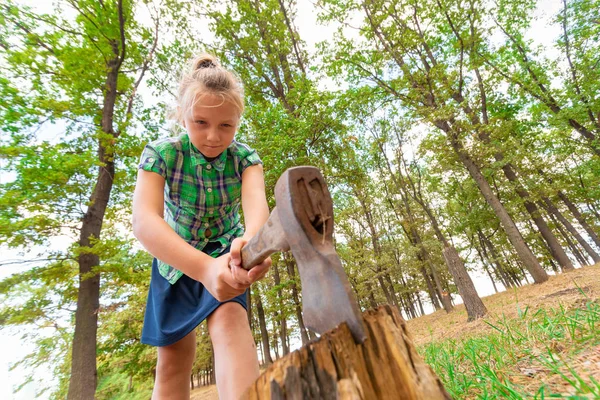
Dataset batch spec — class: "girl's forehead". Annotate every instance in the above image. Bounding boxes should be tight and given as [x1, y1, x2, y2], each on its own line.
[189, 94, 240, 119]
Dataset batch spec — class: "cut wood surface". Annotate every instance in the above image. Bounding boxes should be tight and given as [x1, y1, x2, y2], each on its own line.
[244, 305, 451, 399]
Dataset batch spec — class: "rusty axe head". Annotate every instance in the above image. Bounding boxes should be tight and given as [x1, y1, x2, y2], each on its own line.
[240, 166, 366, 342]
[273, 167, 366, 342]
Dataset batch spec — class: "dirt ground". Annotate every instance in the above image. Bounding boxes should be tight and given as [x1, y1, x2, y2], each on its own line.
[190, 385, 218, 400]
[191, 264, 600, 399]
[406, 264, 600, 346]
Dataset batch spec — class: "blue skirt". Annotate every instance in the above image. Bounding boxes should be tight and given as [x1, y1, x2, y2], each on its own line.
[141, 242, 248, 347]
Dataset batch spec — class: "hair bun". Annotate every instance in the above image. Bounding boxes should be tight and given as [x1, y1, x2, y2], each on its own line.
[196, 59, 217, 70]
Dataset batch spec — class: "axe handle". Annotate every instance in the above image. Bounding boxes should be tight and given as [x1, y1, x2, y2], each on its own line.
[240, 207, 290, 270]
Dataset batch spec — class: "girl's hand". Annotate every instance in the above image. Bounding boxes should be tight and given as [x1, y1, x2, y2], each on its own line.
[229, 237, 272, 285]
[201, 253, 249, 302]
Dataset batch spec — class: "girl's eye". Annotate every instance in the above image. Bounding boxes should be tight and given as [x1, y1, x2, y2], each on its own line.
[195, 120, 206, 125]
[222, 124, 232, 128]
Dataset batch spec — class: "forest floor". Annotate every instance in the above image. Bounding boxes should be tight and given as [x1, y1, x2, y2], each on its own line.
[408, 263, 600, 398]
[191, 264, 600, 399]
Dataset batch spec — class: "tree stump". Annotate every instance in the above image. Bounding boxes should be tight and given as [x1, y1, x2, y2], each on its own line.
[245, 305, 451, 399]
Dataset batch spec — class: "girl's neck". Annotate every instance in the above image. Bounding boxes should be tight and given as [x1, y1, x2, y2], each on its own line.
[202, 153, 219, 162]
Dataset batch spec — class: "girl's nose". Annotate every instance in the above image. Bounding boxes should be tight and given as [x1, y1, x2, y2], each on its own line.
[206, 127, 219, 142]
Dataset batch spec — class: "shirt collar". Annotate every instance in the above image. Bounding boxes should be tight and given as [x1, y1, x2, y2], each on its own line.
[187, 135, 228, 171]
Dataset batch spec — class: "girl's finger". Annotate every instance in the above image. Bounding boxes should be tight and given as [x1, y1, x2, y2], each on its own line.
[231, 264, 252, 285]
[248, 262, 270, 282]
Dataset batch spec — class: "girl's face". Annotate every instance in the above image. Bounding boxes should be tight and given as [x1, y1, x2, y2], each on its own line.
[183, 93, 240, 158]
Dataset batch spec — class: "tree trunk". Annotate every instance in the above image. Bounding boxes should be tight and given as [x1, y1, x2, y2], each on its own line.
[428, 261, 454, 313]
[442, 246, 487, 320]
[67, 47, 122, 400]
[245, 305, 450, 399]
[587, 201, 600, 222]
[285, 257, 310, 345]
[549, 212, 589, 266]
[415, 197, 484, 317]
[392, 146, 489, 319]
[272, 264, 290, 355]
[384, 273, 399, 307]
[479, 231, 512, 289]
[256, 293, 273, 365]
[503, 176, 574, 271]
[365, 281, 378, 309]
[445, 129, 548, 283]
[272, 322, 280, 360]
[415, 292, 425, 316]
[482, 145, 574, 271]
[377, 275, 395, 306]
[544, 198, 600, 263]
[471, 236, 499, 293]
[420, 267, 441, 310]
[558, 191, 600, 248]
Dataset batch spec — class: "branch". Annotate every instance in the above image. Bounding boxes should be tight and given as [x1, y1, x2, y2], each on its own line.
[560, 0, 598, 130]
[125, 8, 160, 118]
[116, 0, 126, 70]
[276, 0, 307, 75]
[2, 5, 56, 55]
[0, 257, 72, 267]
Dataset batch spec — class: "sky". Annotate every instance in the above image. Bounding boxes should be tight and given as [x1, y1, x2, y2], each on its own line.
[0, 0, 565, 398]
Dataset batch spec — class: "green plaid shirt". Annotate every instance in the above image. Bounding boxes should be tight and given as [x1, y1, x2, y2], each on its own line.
[138, 134, 262, 284]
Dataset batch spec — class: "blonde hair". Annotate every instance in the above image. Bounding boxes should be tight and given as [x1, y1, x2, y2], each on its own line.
[173, 53, 244, 123]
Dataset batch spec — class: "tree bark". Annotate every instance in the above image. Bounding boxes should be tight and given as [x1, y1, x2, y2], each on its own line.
[67, 42, 121, 400]
[256, 293, 273, 365]
[587, 202, 600, 222]
[272, 321, 280, 360]
[498, 164, 574, 271]
[272, 263, 290, 355]
[558, 191, 600, 249]
[285, 256, 310, 345]
[547, 211, 589, 266]
[445, 129, 548, 283]
[364, 281, 378, 309]
[443, 246, 487, 320]
[245, 305, 450, 400]
[415, 292, 425, 316]
[420, 267, 441, 310]
[390, 140, 488, 319]
[470, 234, 499, 293]
[544, 200, 599, 262]
[355, 188, 397, 307]
[428, 261, 454, 313]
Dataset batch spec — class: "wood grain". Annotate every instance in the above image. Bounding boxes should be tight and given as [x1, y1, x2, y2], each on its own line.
[244, 305, 451, 399]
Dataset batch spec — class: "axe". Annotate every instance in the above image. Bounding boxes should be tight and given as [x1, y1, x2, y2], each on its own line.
[240, 166, 366, 343]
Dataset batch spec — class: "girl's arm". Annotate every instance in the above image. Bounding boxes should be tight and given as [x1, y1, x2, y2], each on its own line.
[229, 164, 272, 282]
[132, 170, 217, 282]
[240, 164, 270, 239]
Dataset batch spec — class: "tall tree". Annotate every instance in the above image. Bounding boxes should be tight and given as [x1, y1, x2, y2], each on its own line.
[320, 0, 549, 282]
[0, 1, 181, 397]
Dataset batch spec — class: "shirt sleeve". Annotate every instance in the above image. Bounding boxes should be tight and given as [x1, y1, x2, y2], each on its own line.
[138, 144, 167, 179]
[239, 147, 263, 175]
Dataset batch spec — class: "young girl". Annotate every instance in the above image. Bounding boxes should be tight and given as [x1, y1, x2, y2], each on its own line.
[132, 54, 271, 399]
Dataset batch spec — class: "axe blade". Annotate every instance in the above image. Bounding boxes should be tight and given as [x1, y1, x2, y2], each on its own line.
[276, 167, 366, 343]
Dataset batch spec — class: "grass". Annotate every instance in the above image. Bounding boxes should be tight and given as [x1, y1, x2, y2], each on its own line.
[411, 265, 600, 399]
